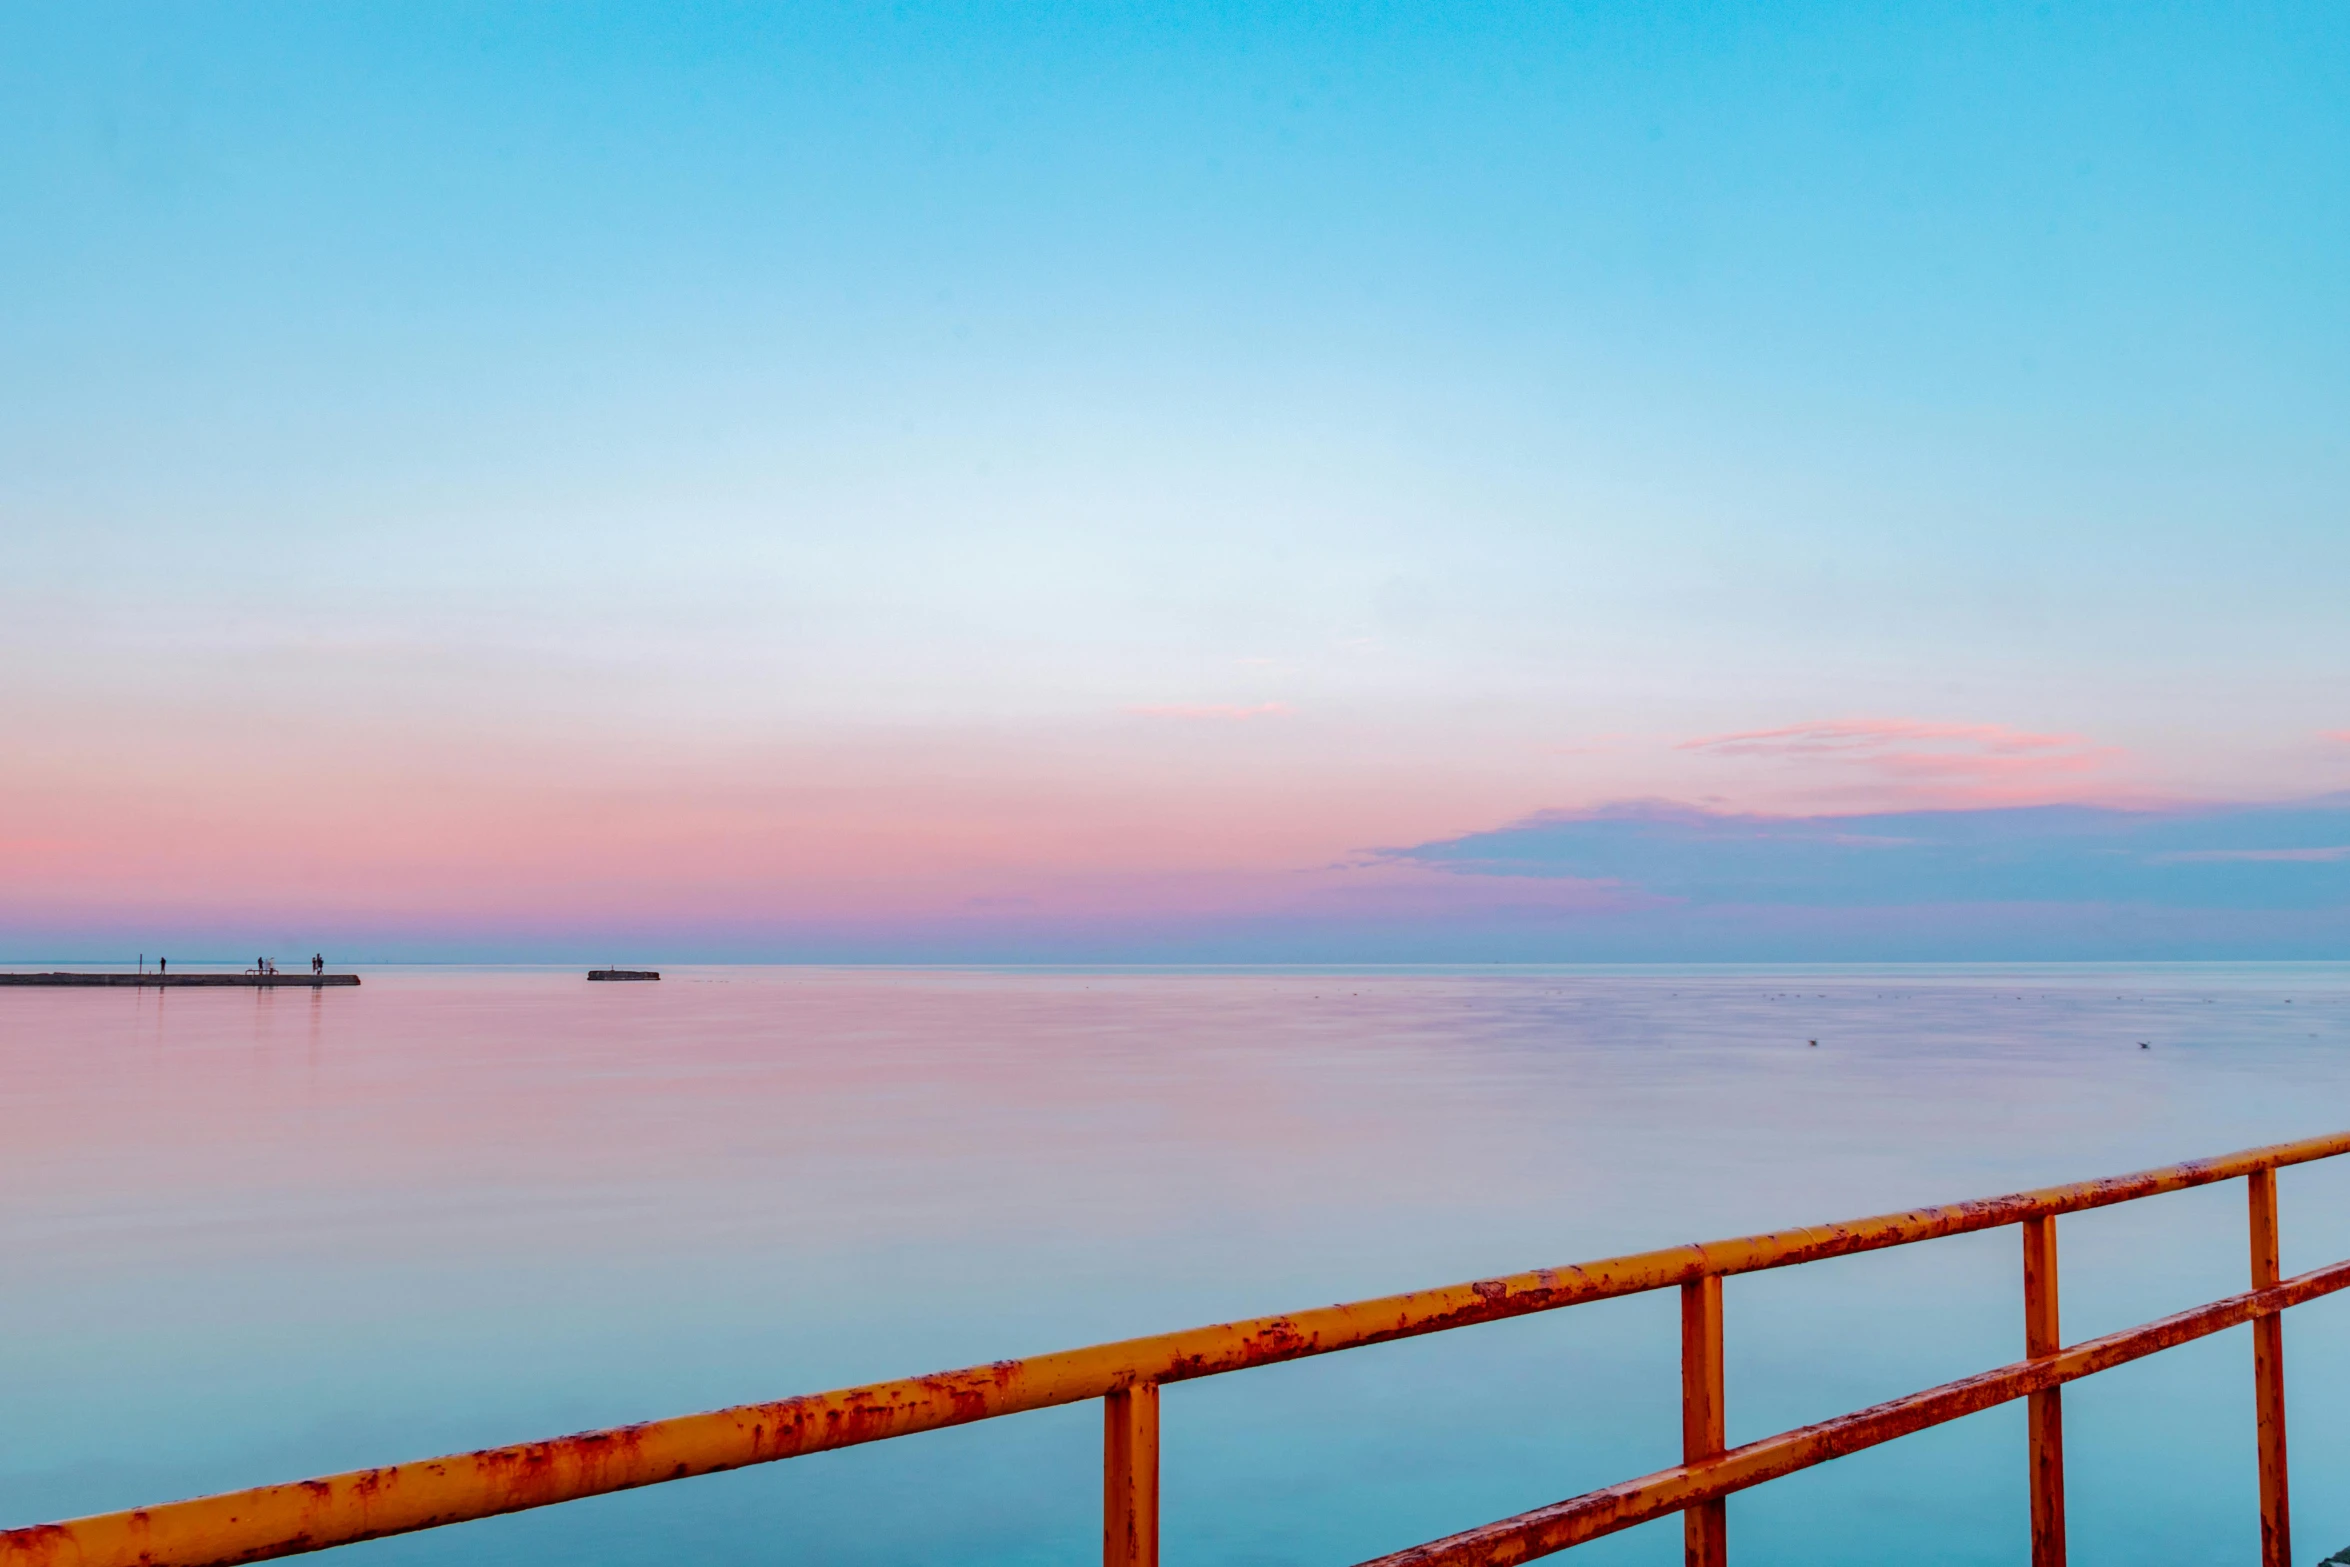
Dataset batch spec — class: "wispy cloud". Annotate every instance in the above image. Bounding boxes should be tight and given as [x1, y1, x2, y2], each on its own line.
[1546, 731, 1634, 757]
[1676, 717, 2118, 803]
[1124, 702, 1293, 721]
[1681, 718, 2081, 758]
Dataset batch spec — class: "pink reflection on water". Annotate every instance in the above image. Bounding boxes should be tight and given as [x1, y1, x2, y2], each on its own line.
[6, 968, 2345, 1274]
[6, 966, 2350, 1565]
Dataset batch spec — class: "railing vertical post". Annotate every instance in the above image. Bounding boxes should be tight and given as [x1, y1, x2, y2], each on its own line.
[1681, 1274, 1727, 1567]
[2249, 1168, 2290, 1567]
[2022, 1214, 2065, 1567]
[1104, 1381, 1159, 1567]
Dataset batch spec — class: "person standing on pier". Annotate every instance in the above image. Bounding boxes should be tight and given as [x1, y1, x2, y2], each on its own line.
[158, 957, 165, 976]
[312, 953, 323, 976]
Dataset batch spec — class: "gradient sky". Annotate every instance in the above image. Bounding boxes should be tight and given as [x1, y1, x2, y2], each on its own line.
[5, 2, 2349, 959]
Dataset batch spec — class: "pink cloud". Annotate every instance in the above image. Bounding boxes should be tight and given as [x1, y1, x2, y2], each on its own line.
[1674, 718, 2123, 806]
[1124, 702, 1293, 721]
[1680, 718, 2081, 758]
[2321, 730, 2350, 744]
[0, 837, 85, 855]
[1546, 731, 1633, 757]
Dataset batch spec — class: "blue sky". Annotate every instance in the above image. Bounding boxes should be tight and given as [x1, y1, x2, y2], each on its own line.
[4, 3, 2348, 958]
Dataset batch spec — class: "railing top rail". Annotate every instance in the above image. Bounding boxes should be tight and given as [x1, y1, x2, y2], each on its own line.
[7, 1128, 2348, 1567]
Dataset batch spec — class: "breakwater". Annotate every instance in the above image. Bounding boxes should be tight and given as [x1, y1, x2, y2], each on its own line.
[0, 972, 361, 987]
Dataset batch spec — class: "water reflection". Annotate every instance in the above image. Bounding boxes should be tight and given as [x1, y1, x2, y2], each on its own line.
[3, 965, 2349, 1565]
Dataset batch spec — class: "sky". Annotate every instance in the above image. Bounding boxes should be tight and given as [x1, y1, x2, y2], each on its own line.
[3, 1, 2348, 961]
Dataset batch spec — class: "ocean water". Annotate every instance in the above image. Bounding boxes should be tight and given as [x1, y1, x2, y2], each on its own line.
[5, 964, 2350, 1566]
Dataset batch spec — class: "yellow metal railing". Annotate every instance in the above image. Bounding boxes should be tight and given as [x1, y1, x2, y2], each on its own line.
[7, 1130, 2348, 1567]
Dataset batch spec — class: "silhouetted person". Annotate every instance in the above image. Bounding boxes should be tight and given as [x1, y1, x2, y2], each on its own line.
[158, 957, 166, 976]
[312, 953, 323, 976]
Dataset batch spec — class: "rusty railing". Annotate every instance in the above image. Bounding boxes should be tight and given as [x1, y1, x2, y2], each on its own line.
[7, 1130, 2347, 1567]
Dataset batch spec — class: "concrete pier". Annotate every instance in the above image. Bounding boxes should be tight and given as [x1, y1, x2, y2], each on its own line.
[0, 973, 361, 987]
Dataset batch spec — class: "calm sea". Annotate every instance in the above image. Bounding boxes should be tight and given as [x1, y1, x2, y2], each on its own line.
[5, 964, 2350, 1566]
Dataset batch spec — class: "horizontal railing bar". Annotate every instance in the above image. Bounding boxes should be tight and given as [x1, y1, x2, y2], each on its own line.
[6, 1129, 2347, 1567]
[1356, 1256, 2350, 1567]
